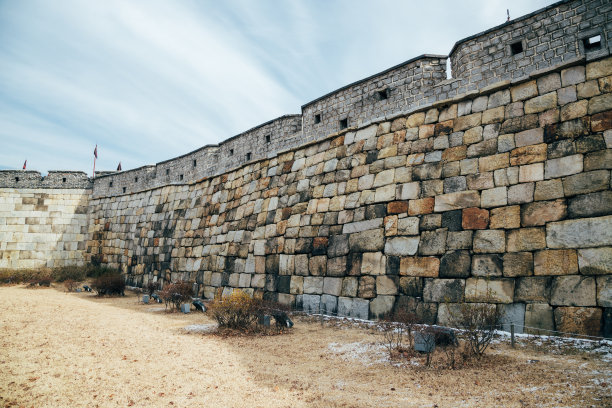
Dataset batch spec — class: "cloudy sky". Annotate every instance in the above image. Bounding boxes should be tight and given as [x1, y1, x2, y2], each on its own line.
[0, 0, 555, 175]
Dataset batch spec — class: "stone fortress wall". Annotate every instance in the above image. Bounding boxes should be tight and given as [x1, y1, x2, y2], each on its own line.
[1, 0, 611, 335]
[0, 171, 92, 269]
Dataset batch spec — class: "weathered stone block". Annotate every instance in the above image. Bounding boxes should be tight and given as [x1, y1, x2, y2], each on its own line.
[545, 154, 583, 179]
[376, 275, 398, 295]
[454, 113, 482, 131]
[446, 231, 473, 250]
[597, 276, 612, 307]
[515, 276, 551, 303]
[398, 276, 423, 297]
[478, 153, 509, 172]
[584, 149, 612, 171]
[358, 276, 376, 298]
[524, 303, 555, 333]
[302, 294, 321, 314]
[503, 252, 533, 277]
[423, 278, 465, 302]
[472, 254, 503, 276]
[499, 303, 525, 334]
[561, 66, 585, 87]
[340, 277, 358, 297]
[586, 58, 612, 80]
[349, 229, 384, 252]
[507, 183, 534, 205]
[534, 179, 564, 201]
[438, 250, 471, 278]
[384, 236, 419, 256]
[511, 80, 538, 102]
[560, 100, 588, 121]
[544, 118, 590, 143]
[327, 256, 347, 277]
[320, 294, 338, 315]
[462, 207, 489, 230]
[515, 128, 544, 148]
[591, 110, 612, 132]
[564, 170, 610, 198]
[400, 257, 439, 277]
[309, 255, 326, 276]
[465, 278, 514, 303]
[537, 73, 561, 94]
[551, 275, 596, 306]
[490, 206, 520, 229]
[510, 143, 547, 166]
[434, 190, 480, 212]
[525, 92, 557, 114]
[500, 114, 539, 134]
[521, 199, 566, 227]
[546, 216, 612, 249]
[337, 297, 369, 320]
[588, 93, 612, 115]
[408, 197, 435, 215]
[323, 277, 342, 296]
[554, 307, 602, 336]
[481, 187, 507, 208]
[578, 247, 612, 275]
[327, 234, 349, 257]
[304, 277, 324, 294]
[507, 228, 546, 252]
[418, 230, 447, 255]
[361, 252, 385, 275]
[534, 249, 578, 276]
[369, 295, 395, 319]
[473, 230, 505, 253]
[441, 210, 462, 232]
[568, 190, 612, 218]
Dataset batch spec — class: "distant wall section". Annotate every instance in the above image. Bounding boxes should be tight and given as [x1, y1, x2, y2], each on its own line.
[0, 186, 91, 269]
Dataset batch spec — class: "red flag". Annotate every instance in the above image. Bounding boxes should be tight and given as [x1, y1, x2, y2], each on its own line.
[117, 162, 122, 171]
[94, 145, 98, 159]
[23, 159, 27, 170]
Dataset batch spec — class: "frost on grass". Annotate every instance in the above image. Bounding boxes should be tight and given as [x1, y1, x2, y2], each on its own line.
[327, 342, 390, 366]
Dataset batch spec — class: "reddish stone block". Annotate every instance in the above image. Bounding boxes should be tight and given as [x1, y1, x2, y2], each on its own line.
[408, 197, 435, 215]
[591, 110, 612, 132]
[387, 201, 409, 214]
[312, 237, 328, 255]
[462, 207, 490, 230]
[434, 120, 454, 136]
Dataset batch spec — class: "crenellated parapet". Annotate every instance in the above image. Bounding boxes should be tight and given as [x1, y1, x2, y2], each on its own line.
[0, 170, 92, 189]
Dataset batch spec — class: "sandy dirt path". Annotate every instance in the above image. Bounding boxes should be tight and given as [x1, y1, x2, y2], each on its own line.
[1, 285, 610, 408]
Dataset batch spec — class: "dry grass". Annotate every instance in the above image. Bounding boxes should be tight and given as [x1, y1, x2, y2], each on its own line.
[0, 285, 610, 408]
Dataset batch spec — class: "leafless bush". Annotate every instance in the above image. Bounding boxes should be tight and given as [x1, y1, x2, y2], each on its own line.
[159, 281, 193, 311]
[449, 300, 500, 359]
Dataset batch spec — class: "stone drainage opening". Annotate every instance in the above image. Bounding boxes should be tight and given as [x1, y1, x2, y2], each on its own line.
[583, 35, 601, 51]
[229, 149, 234, 156]
[265, 134, 271, 143]
[314, 113, 321, 124]
[193, 159, 197, 167]
[15, 177, 19, 182]
[377, 89, 389, 100]
[339, 118, 348, 130]
[246, 152, 252, 161]
[122, 187, 126, 193]
[510, 41, 523, 55]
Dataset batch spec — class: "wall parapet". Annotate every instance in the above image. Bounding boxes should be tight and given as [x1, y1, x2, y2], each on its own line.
[0, 170, 92, 189]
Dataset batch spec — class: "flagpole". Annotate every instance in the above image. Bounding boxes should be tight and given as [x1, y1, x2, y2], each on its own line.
[93, 144, 97, 179]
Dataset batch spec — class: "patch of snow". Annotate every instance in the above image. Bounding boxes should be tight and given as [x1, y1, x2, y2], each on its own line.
[327, 341, 389, 366]
[184, 324, 217, 334]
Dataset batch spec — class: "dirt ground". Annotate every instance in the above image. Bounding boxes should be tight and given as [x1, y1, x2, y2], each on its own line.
[0, 285, 610, 408]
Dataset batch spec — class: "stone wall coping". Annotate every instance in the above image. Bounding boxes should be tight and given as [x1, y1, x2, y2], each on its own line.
[448, 0, 569, 56]
[301, 54, 448, 109]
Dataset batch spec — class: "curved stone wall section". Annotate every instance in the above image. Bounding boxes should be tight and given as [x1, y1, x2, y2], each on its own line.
[449, 0, 610, 92]
[0, 171, 92, 189]
[0, 188, 91, 269]
[92, 115, 302, 197]
[301, 55, 447, 142]
[87, 55, 612, 336]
